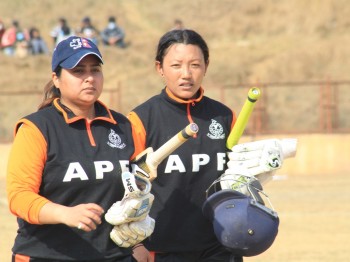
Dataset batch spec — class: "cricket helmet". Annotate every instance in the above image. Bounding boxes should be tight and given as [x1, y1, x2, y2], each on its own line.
[202, 178, 279, 257]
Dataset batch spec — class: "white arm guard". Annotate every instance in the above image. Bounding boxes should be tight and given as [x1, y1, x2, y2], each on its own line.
[110, 215, 155, 248]
[221, 138, 297, 191]
[105, 171, 154, 225]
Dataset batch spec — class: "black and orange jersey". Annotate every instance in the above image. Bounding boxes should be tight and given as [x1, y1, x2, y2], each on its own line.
[128, 87, 236, 252]
[7, 98, 134, 260]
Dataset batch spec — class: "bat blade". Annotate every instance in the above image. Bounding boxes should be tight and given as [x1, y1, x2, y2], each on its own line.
[226, 87, 261, 149]
[132, 123, 199, 181]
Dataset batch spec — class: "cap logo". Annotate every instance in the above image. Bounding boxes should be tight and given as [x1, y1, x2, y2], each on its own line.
[52, 36, 102, 71]
[82, 38, 92, 48]
[69, 37, 92, 50]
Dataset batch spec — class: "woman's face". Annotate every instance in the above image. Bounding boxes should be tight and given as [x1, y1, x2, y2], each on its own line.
[156, 43, 208, 100]
[53, 55, 103, 110]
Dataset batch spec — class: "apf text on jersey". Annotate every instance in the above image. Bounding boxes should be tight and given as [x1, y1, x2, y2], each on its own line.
[62, 153, 227, 182]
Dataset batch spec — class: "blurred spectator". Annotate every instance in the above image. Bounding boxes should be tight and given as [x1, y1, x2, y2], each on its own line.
[50, 17, 74, 47]
[1, 20, 30, 57]
[76, 16, 99, 45]
[1, 20, 19, 55]
[15, 31, 30, 57]
[101, 16, 126, 48]
[29, 27, 49, 55]
[0, 19, 5, 48]
[172, 19, 185, 30]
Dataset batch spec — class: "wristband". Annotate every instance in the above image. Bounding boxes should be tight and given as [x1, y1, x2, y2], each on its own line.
[132, 243, 144, 250]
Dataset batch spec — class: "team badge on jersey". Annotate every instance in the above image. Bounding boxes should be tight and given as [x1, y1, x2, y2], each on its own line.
[207, 119, 225, 140]
[107, 129, 126, 149]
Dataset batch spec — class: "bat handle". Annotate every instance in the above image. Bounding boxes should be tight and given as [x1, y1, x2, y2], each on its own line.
[226, 87, 261, 149]
[147, 123, 199, 168]
[181, 123, 199, 139]
[248, 87, 261, 102]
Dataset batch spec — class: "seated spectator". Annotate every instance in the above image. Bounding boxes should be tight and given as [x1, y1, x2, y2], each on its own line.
[1, 25, 17, 56]
[0, 19, 5, 48]
[29, 27, 49, 55]
[76, 16, 99, 45]
[50, 17, 74, 47]
[1, 20, 30, 57]
[15, 31, 30, 57]
[101, 16, 126, 48]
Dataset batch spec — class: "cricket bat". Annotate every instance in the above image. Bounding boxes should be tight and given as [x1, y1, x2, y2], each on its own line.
[131, 123, 199, 181]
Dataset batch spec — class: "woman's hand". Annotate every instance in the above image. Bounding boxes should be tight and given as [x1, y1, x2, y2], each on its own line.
[39, 202, 104, 232]
[132, 244, 154, 262]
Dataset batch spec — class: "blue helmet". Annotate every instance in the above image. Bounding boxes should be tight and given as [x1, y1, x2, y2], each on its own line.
[202, 179, 279, 257]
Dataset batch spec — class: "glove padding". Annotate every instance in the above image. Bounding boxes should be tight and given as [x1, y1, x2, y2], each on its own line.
[221, 138, 297, 192]
[105, 171, 154, 225]
[110, 215, 155, 248]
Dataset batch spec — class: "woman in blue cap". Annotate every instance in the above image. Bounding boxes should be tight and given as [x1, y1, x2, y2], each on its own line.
[6, 36, 152, 262]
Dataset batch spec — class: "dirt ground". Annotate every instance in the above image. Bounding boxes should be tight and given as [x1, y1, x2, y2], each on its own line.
[1, 143, 349, 262]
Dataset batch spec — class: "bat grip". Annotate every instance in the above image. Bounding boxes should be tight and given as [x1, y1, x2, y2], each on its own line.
[226, 87, 261, 149]
[181, 123, 199, 139]
[248, 87, 261, 102]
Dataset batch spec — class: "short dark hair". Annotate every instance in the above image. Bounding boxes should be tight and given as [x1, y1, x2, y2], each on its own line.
[155, 29, 209, 66]
[108, 16, 116, 23]
[82, 16, 91, 23]
[59, 17, 66, 24]
[12, 20, 19, 27]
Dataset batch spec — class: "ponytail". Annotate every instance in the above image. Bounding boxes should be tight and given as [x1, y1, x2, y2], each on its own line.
[38, 68, 61, 110]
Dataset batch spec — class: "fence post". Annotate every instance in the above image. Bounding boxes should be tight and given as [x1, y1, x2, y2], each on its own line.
[320, 79, 335, 133]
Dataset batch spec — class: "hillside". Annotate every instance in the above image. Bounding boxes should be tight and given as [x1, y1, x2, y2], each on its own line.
[1, 0, 350, 140]
[1, 3, 350, 261]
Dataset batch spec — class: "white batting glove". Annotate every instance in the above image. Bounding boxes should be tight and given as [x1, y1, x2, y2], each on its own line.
[110, 215, 155, 248]
[221, 138, 297, 192]
[105, 171, 154, 225]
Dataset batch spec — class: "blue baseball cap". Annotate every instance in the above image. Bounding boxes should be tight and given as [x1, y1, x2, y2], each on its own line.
[52, 36, 103, 72]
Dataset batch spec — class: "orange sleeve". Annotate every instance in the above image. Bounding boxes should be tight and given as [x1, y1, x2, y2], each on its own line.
[231, 109, 237, 130]
[127, 111, 147, 159]
[6, 119, 51, 224]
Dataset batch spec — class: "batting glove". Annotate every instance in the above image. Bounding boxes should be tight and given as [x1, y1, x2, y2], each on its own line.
[110, 215, 155, 248]
[105, 171, 154, 225]
[221, 138, 297, 192]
